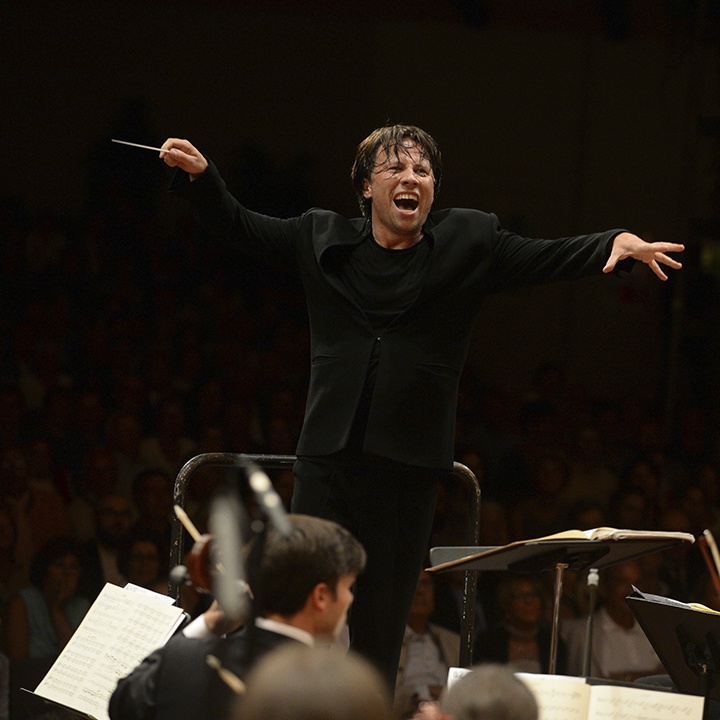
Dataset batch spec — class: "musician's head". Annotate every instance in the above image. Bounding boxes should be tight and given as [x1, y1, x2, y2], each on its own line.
[440, 663, 538, 720]
[246, 514, 366, 640]
[235, 644, 391, 720]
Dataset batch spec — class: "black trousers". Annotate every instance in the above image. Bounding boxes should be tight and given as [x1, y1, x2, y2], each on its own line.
[291, 458, 440, 690]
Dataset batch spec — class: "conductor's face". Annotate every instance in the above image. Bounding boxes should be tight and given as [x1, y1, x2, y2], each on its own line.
[362, 141, 434, 247]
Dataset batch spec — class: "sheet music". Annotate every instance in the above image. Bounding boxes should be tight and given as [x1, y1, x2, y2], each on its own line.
[587, 684, 704, 720]
[516, 674, 703, 720]
[446, 666, 471, 688]
[631, 587, 695, 609]
[123, 582, 176, 604]
[516, 674, 590, 720]
[33, 583, 185, 720]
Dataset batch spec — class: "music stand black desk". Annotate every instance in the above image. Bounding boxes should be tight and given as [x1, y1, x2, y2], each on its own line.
[628, 591, 720, 705]
[429, 537, 690, 673]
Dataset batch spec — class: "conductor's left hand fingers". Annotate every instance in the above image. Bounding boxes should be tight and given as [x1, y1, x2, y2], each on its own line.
[656, 253, 682, 269]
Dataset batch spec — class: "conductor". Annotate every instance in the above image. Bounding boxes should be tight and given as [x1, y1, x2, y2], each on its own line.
[158, 124, 683, 689]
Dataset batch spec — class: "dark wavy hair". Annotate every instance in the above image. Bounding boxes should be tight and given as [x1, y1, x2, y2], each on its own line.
[246, 514, 366, 618]
[351, 124, 442, 218]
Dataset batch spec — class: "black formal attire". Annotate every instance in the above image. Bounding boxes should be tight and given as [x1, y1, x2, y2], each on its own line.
[108, 624, 296, 720]
[171, 161, 626, 688]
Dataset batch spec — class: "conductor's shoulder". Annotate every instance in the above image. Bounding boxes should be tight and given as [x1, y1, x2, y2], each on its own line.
[301, 207, 367, 237]
[425, 207, 497, 235]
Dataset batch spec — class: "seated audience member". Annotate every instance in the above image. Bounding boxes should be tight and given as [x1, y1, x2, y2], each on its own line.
[2, 537, 89, 661]
[621, 455, 666, 527]
[562, 560, 664, 681]
[563, 500, 608, 534]
[607, 487, 649, 531]
[138, 396, 197, 480]
[67, 445, 121, 542]
[234, 644, 391, 720]
[0, 650, 7, 720]
[395, 570, 461, 718]
[558, 424, 619, 512]
[116, 529, 167, 595]
[109, 514, 366, 720]
[129, 468, 174, 563]
[690, 573, 720, 612]
[431, 568, 487, 646]
[0, 445, 72, 572]
[106, 410, 151, 500]
[0, 501, 29, 619]
[510, 454, 569, 541]
[473, 573, 566, 675]
[655, 507, 701, 603]
[413, 663, 538, 720]
[79, 493, 134, 602]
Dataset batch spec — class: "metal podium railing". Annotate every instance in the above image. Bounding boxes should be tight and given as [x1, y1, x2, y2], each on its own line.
[170, 452, 481, 667]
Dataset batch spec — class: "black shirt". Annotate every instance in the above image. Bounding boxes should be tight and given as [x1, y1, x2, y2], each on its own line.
[335, 233, 432, 462]
[342, 233, 431, 332]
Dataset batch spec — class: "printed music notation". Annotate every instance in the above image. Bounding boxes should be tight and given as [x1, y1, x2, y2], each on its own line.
[30, 583, 185, 720]
[447, 669, 704, 720]
[517, 674, 593, 720]
[587, 686, 705, 720]
[516, 674, 704, 720]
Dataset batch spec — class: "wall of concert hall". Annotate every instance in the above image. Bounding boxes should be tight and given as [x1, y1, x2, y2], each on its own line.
[3, 1, 717, 406]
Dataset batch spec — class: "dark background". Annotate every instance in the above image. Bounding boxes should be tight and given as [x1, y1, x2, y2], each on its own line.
[2, 0, 719, 438]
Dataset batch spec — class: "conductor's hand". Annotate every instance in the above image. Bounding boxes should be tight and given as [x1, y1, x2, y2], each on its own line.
[604, 232, 684, 281]
[160, 138, 209, 179]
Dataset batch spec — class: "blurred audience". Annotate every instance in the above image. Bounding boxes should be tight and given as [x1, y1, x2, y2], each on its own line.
[116, 529, 168, 595]
[0, 185, 717, 706]
[562, 560, 663, 681]
[0, 445, 72, 572]
[473, 573, 566, 675]
[510, 454, 568, 541]
[129, 468, 174, 563]
[0, 501, 28, 618]
[106, 410, 150, 499]
[78, 492, 134, 602]
[139, 396, 197, 479]
[395, 570, 461, 718]
[2, 537, 88, 661]
[558, 424, 619, 511]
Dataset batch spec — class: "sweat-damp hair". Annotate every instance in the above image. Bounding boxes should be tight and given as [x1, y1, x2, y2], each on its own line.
[351, 124, 442, 218]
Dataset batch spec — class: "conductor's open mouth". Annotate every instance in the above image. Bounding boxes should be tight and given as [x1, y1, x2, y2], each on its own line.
[394, 194, 419, 211]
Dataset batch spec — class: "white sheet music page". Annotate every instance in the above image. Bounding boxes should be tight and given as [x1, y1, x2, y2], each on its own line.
[586, 683, 704, 720]
[516, 673, 591, 720]
[33, 583, 185, 720]
[516, 673, 703, 720]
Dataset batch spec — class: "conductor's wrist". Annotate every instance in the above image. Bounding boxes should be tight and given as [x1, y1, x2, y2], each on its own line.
[189, 156, 209, 181]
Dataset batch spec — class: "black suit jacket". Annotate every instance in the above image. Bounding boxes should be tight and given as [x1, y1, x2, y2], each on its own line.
[173, 163, 625, 469]
[108, 625, 296, 720]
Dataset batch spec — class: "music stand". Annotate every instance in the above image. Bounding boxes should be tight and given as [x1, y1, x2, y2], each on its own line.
[429, 536, 691, 673]
[628, 590, 720, 702]
[20, 689, 96, 720]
